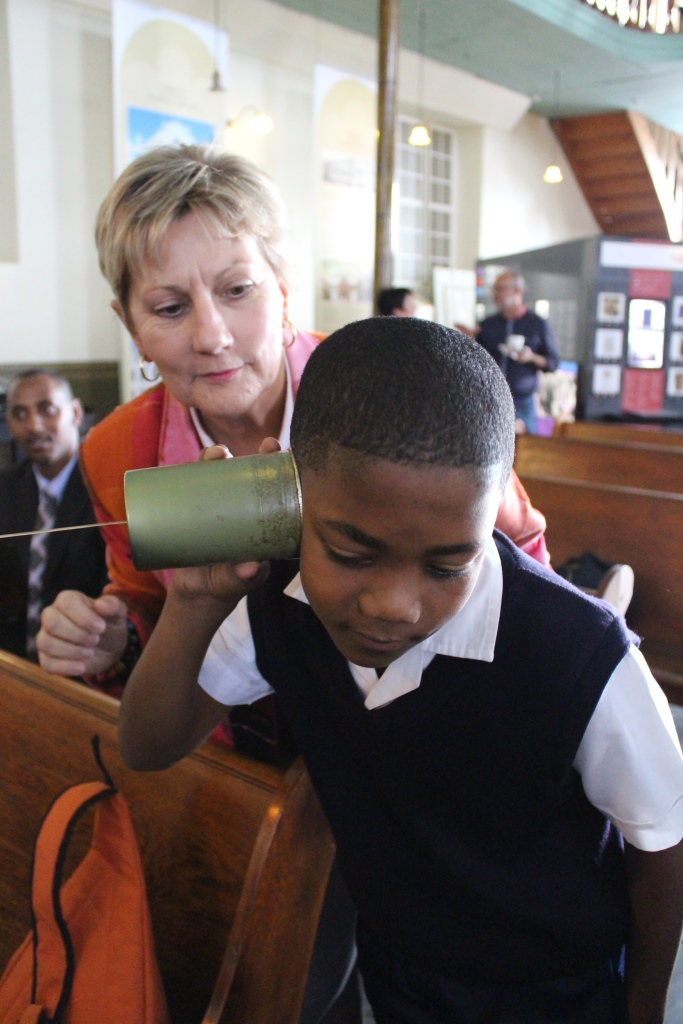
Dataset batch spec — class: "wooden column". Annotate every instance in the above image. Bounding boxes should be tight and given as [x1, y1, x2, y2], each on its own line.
[373, 0, 399, 312]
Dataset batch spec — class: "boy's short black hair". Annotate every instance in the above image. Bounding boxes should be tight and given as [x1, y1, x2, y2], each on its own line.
[291, 318, 515, 485]
[377, 287, 412, 316]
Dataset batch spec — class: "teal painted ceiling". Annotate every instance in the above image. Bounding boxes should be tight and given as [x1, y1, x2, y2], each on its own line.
[274, 0, 683, 132]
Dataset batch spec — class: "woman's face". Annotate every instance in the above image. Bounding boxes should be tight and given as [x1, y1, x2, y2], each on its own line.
[124, 213, 288, 422]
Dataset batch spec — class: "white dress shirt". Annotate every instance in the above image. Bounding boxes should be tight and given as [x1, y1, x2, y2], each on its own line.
[199, 538, 683, 853]
[32, 451, 78, 504]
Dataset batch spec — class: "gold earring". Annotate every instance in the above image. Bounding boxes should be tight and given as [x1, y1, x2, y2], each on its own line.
[139, 357, 160, 383]
[283, 318, 298, 349]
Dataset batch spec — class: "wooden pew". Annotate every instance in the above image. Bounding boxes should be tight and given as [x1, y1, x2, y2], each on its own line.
[515, 434, 683, 495]
[554, 420, 683, 450]
[0, 651, 336, 1024]
[515, 474, 683, 703]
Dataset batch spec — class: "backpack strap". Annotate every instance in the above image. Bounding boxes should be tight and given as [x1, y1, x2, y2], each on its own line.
[29, 778, 115, 1022]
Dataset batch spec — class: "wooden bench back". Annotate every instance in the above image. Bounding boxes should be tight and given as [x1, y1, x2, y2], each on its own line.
[515, 434, 683, 495]
[554, 420, 683, 450]
[0, 652, 335, 1024]
[516, 474, 683, 695]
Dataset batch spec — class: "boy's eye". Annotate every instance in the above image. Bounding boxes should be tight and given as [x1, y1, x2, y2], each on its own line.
[326, 546, 374, 569]
[427, 565, 470, 581]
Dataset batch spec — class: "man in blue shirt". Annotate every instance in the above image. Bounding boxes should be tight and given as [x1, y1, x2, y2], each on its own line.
[475, 272, 559, 434]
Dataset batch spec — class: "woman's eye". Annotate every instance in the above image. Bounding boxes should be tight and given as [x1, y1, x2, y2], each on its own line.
[224, 281, 256, 301]
[154, 302, 186, 318]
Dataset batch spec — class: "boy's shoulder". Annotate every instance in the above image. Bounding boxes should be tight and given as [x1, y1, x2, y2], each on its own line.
[493, 528, 636, 677]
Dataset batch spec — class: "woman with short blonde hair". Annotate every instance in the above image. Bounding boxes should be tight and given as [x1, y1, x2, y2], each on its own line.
[38, 144, 316, 680]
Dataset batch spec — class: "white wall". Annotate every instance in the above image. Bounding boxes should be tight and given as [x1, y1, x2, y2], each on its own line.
[476, 113, 599, 260]
[0, 0, 116, 365]
[0, 0, 599, 368]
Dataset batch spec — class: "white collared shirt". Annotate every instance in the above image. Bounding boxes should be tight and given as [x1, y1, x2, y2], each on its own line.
[198, 539, 683, 852]
[32, 451, 78, 505]
[190, 356, 294, 453]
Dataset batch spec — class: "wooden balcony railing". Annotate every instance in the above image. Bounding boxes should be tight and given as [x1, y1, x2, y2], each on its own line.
[580, 0, 682, 33]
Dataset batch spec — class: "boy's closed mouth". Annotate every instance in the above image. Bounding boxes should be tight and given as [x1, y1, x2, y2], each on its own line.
[351, 629, 409, 652]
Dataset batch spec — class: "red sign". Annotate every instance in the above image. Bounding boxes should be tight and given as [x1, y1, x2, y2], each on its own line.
[629, 269, 672, 300]
[621, 368, 665, 413]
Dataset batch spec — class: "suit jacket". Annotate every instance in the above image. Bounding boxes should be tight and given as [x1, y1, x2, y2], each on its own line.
[0, 458, 108, 657]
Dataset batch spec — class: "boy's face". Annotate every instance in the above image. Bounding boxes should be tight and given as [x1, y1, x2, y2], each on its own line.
[298, 454, 502, 668]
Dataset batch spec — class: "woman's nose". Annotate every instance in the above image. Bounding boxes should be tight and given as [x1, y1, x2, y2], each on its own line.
[191, 293, 232, 353]
[358, 584, 421, 625]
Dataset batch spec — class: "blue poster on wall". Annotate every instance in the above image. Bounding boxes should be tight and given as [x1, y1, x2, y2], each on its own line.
[127, 106, 215, 163]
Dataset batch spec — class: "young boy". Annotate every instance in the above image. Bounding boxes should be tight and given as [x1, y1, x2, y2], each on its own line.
[120, 318, 683, 1024]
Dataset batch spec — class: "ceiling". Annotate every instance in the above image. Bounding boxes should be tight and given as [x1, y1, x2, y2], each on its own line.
[272, 0, 683, 132]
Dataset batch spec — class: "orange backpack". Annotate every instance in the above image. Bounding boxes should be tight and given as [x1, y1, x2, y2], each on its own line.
[0, 741, 169, 1024]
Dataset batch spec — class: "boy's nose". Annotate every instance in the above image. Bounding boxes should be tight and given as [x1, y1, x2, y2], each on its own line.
[358, 586, 421, 625]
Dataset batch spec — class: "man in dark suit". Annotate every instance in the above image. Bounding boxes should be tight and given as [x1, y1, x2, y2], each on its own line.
[0, 370, 108, 660]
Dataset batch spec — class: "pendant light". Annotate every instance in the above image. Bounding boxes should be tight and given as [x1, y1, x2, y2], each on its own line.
[543, 70, 563, 184]
[210, 0, 225, 92]
[409, 10, 431, 147]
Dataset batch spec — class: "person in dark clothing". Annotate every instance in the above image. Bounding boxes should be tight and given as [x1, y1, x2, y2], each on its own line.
[474, 272, 559, 434]
[119, 319, 683, 1024]
[0, 370, 107, 659]
[377, 287, 417, 317]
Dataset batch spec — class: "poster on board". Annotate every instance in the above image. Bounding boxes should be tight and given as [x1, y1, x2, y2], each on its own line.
[592, 364, 621, 397]
[113, 0, 228, 398]
[621, 368, 665, 414]
[594, 328, 623, 360]
[596, 292, 626, 324]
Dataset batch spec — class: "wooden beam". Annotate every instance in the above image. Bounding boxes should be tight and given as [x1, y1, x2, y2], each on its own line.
[373, 0, 399, 312]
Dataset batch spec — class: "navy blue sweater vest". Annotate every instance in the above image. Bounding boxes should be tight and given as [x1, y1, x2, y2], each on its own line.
[247, 532, 635, 984]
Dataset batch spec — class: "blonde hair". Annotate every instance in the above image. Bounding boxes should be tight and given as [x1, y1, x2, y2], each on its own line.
[95, 145, 289, 315]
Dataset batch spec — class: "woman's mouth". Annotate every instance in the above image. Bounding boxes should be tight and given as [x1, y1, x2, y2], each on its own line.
[201, 367, 242, 382]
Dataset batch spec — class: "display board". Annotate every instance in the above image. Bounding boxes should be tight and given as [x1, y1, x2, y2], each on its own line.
[585, 239, 683, 419]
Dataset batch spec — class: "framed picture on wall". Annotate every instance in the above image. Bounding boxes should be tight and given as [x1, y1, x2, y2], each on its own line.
[594, 328, 623, 360]
[627, 299, 665, 369]
[592, 364, 622, 396]
[596, 292, 626, 324]
[672, 296, 683, 327]
[670, 332, 683, 363]
[667, 368, 683, 398]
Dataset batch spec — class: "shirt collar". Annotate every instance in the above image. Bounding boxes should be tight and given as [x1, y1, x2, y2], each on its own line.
[32, 451, 78, 504]
[189, 357, 294, 453]
[283, 537, 503, 709]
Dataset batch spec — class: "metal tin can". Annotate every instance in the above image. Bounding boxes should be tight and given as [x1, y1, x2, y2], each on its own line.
[124, 450, 302, 571]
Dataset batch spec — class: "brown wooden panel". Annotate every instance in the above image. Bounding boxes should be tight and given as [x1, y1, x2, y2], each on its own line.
[517, 476, 683, 648]
[0, 655, 335, 1024]
[551, 112, 671, 240]
[515, 435, 683, 494]
[555, 421, 683, 449]
[591, 194, 664, 217]
[589, 176, 658, 200]
[553, 112, 633, 144]
[574, 154, 650, 182]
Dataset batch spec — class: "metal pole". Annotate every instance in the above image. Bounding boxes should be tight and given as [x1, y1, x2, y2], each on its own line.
[373, 0, 399, 313]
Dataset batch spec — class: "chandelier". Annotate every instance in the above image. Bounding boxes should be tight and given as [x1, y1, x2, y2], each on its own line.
[580, 0, 682, 32]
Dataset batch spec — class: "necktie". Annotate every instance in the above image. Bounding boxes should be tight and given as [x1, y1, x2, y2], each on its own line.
[25, 490, 59, 659]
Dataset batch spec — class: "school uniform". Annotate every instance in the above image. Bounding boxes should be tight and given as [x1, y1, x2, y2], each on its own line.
[198, 537, 683, 1023]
